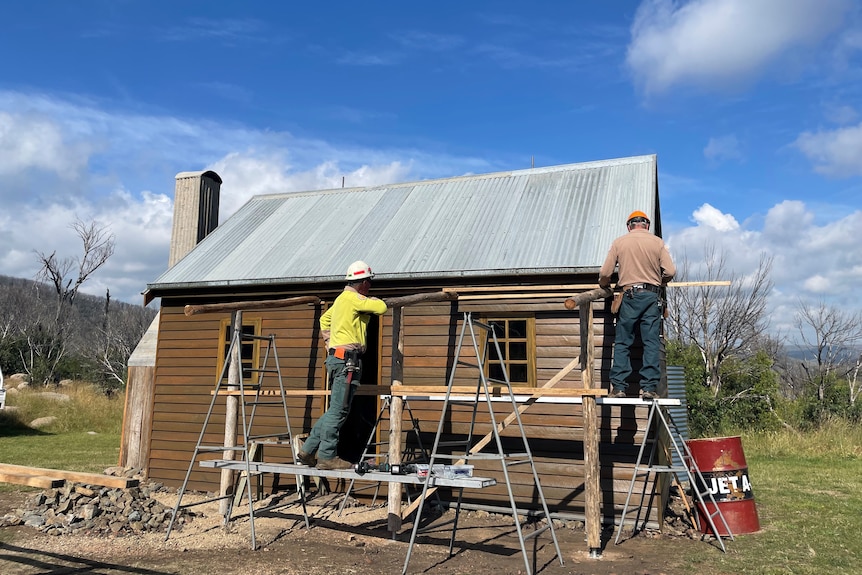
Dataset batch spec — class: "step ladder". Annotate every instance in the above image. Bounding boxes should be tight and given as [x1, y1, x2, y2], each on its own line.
[402, 312, 563, 575]
[165, 318, 309, 549]
[614, 400, 734, 552]
[337, 395, 439, 515]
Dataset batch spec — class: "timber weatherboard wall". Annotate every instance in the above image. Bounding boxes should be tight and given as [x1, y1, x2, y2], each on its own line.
[145, 279, 658, 524]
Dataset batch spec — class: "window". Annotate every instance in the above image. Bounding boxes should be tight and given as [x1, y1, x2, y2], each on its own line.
[485, 317, 536, 387]
[217, 317, 262, 381]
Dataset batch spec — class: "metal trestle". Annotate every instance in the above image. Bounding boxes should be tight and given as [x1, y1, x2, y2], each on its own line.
[402, 312, 563, 575]
[614, 401, 734, 552]
[165, 311, 309, 549]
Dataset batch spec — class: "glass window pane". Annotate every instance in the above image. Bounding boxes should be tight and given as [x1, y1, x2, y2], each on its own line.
[510, 342, 527, 360]
[509, 320, 527, 338]
[489, 364, 505, 381]
[509, 364, 528, 382]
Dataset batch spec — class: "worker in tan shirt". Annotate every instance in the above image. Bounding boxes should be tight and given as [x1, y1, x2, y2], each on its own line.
[599, 211, 675, 400]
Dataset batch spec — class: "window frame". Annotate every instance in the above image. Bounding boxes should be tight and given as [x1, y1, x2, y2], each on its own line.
[217, 317, 263, 382]
[481, 315, 537, 388]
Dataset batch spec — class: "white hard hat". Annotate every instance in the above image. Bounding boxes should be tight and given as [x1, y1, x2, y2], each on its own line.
[345, 260, 374, 280]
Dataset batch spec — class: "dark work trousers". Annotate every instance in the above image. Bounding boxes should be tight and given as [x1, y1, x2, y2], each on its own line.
[610, 290, 662, 392]
[302, 355, 360, 461]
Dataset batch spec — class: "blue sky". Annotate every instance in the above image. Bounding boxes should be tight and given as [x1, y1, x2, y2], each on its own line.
[0, 0, 860, 337]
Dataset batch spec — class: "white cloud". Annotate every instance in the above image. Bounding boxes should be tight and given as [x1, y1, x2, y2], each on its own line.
[802, 274, 831, 293]
[691, 203, 739, 231]
[627, 0, 852, 94]
[762, 200, 813, 243]
[0, 110, 91, 179]
[211, 152, 414, 220]
[668, 202, 862, 334]
[794, 121, 862, 177]
[0, 89, 490, 304]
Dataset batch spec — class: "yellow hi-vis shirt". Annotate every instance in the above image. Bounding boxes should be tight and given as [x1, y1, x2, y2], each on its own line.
[320, 287, 387, 351]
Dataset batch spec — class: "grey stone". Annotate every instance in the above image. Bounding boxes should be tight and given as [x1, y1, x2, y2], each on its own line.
[29, 416, 57, 428]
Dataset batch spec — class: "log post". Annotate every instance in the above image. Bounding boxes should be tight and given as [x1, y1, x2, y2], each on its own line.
[564, 286, 612, 310]
[580, 300, 602, 556]
[383, 290, 458, 308]
[185, 295, 320, 316]
[387, 306, 405, 535]
[220, 310, 242, 516]
[382, 291, 456, 535]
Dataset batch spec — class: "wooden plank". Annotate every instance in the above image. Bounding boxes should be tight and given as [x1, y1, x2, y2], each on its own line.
[211, 385, 392, 397]
[393, 385, 606, 397]
[200, 459, 496, 489]
[0, 471, 65, 488]
[443, 284, 599, 294]
[0, 464, 138, 488]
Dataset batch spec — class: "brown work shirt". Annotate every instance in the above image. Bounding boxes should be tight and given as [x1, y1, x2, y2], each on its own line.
[598, 228, 676, 289]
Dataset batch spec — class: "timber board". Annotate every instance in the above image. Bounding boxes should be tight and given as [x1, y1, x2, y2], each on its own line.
[0, 464, 138, 489]
[0, 472, 66, 489]
[156, 350, 216, 361]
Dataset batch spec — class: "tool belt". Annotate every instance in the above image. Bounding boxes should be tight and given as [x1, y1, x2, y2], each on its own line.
[624, 283, 662, 295]
[328, 347, 362, 361]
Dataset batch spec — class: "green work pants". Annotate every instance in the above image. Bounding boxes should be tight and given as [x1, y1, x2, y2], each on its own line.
[610, 290, 662, 392]
[303, 355, 359, 461]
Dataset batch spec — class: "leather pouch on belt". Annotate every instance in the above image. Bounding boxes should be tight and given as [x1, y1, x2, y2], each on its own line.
[611, 292, 623, 315]
[334, 347, 347, 360]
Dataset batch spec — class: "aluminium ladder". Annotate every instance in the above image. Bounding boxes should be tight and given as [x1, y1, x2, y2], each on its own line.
[614, 400, 734, 552]
[165, 321, 309, 549]
[402, 312, 563, 575]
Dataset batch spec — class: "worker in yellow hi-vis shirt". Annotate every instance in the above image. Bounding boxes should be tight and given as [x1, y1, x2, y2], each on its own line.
[297, 260, 387, 470]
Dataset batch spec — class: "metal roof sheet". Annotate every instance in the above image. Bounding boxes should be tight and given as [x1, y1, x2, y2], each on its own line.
[147, 154, 659, 295]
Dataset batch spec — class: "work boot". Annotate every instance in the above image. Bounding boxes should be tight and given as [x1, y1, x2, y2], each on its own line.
[297, 450, 317, 466]
[317, 456, 353, 470]
[609, 388, 627, 399]
[641, 390, 659, 400]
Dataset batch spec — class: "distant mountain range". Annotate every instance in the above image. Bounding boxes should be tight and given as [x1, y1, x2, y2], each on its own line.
[782, 344, 860, 363]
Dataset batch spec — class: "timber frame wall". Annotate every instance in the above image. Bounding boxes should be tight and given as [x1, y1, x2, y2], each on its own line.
[145, 278, 659, 525]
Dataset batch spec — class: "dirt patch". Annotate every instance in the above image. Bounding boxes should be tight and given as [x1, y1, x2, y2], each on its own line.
[0, 486, 721, 575]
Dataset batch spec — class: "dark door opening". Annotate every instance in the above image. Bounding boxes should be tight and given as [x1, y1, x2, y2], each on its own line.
[337, 315, 381, 463]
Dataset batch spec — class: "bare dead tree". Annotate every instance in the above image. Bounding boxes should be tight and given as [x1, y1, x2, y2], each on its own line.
[90, 288, 153, 388]
[25, 218, 116, 384]
[666, 244, 773, 397]
[793, 300, 862, 402]
[847, 352, 862, 406]
[36, 219, 115, 316]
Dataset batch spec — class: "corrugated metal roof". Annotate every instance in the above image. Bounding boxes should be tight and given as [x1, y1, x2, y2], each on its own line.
[147, 154, 659, 295]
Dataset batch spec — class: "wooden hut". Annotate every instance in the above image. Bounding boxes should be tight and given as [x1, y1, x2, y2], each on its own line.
[133, 154, 669, 527]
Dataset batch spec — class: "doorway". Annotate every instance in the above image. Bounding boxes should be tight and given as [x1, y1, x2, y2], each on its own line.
[337, 315, 381, 463]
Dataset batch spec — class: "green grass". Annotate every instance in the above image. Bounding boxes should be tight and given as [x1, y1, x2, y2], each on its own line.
[0, 382, 123, 492]
[677, 422, 862, 575]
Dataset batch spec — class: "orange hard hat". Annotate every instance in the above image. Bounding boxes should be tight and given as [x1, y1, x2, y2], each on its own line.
[626, 210, 650, 224]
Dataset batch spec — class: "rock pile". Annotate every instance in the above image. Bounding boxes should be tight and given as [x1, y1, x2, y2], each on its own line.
[0, 479, 197, 537]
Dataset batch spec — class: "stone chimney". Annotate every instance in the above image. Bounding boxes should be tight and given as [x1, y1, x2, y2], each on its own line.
[169, 170, 222, 267]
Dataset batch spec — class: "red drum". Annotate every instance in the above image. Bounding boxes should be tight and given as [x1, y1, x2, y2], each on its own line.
[686, 436, 761, 535]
